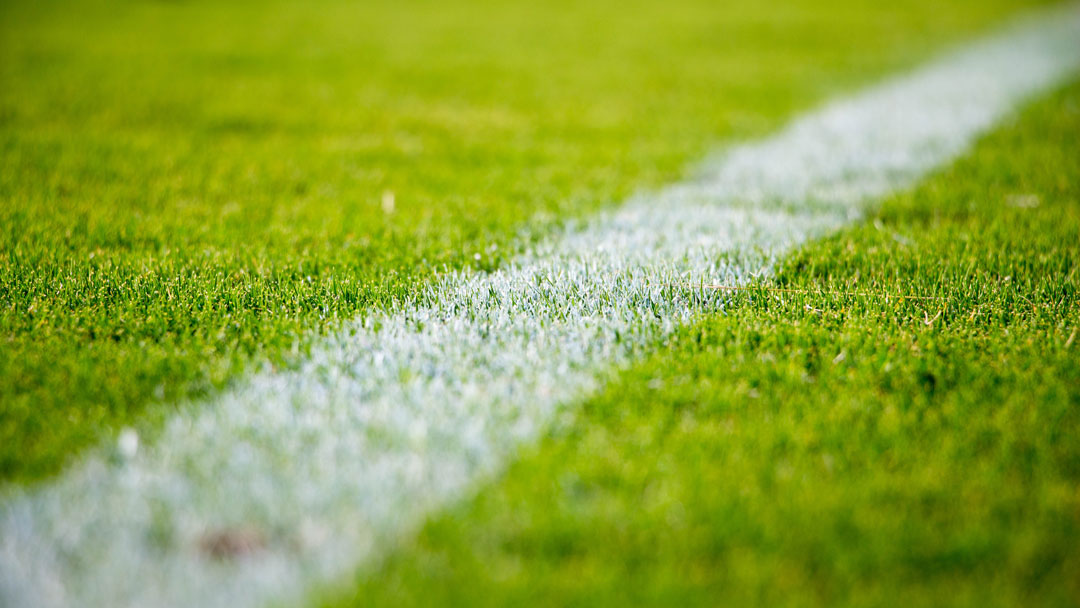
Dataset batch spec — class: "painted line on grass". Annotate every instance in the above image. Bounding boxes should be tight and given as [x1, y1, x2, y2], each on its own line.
[3, 6, 1079, 608]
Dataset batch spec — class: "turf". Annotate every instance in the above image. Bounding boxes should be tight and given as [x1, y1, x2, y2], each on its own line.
[326, 80, 1080, 607]
[0, 0, 1053, 483]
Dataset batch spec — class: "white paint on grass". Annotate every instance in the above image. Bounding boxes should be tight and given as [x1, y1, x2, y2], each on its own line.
[3, 6, 1079, 607]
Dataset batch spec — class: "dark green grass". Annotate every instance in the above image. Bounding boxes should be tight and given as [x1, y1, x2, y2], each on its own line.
[0, 0, 1049, 483]
[328, 82, 1080, 607]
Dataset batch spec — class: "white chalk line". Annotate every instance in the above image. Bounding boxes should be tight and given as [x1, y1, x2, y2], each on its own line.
[2, 6, 1079, 608]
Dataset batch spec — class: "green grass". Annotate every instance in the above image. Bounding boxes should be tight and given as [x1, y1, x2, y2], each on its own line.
[327, 81, 1080, 607]
[0, 0, 1052, 483]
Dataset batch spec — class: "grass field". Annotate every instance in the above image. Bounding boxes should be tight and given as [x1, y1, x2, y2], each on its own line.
[0, 0, 1054, 483]
[332, 79, 1080, 608]
[2, 1, 1079, 606]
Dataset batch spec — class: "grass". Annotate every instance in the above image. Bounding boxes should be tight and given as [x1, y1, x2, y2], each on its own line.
[0, 0, 1053, 483]
[326, 80, 1080, 607]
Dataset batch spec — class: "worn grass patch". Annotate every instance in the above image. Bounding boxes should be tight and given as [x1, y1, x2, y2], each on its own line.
[330, 81, 1080, 608]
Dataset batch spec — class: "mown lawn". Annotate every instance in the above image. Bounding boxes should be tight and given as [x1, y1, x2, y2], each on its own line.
[0, 0, 1051, 483]
[329, 80, 1080, 607]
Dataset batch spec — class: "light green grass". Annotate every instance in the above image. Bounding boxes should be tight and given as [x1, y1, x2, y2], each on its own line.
[0, 0, 1051, 483]
[326, 81, 1080, 607]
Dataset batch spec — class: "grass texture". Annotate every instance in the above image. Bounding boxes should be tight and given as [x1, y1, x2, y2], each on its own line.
[330, 80, 1080, 608]
[0, 0, 1052, 482]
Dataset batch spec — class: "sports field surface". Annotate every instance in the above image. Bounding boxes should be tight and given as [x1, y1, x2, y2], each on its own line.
[2, 1, 1079, 607]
